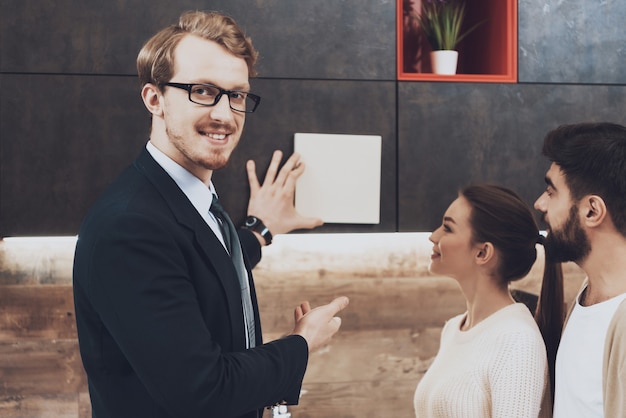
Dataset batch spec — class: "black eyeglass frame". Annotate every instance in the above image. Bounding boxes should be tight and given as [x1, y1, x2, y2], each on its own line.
[162, 82, 261, 113]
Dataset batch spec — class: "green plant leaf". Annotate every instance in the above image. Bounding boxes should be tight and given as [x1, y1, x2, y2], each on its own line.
[411, 0, 484, 51]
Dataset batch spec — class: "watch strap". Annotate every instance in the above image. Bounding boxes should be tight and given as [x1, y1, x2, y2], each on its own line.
[243, 216, 273, 245]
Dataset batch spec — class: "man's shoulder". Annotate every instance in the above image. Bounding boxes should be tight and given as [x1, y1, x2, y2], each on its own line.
[603, 297, 626, 352]
[612, 298, 626, 325]
[90, 165, 157, 213]
[78, 162, 172, 236]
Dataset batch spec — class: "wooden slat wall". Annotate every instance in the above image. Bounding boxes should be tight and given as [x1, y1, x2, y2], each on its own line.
[0, 265, 89, 416]
[0, 234, 585, 417]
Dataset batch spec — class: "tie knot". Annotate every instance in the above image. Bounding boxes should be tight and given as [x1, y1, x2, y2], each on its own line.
[210, 194, 225, 216]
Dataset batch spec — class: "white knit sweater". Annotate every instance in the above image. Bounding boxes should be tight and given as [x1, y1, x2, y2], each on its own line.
[414, 303, 548, 418]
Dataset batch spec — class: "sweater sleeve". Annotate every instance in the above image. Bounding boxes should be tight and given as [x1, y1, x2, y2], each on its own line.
[603, 299, 626, 417]
[490, 329, 548, 418]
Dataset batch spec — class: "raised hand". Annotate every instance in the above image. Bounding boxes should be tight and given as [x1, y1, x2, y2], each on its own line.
[246, 150, 323, 241]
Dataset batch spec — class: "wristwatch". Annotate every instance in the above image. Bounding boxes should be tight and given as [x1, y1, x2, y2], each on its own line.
[242, 216, 273, 245]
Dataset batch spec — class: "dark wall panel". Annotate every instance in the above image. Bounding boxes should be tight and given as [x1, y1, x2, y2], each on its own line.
[216, 0, 397, 80]
[519, 0, 626, 84]
[0, 74, 149, 236]
[213, 78, 398, 233]
[0, 76, 396, 236]
[1, 0, 398, 237]
[2, 0, 155, 75]
[1, 0, 396, 81]
[398, 82, 626, 231]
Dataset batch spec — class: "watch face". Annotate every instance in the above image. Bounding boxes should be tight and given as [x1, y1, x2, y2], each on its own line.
[243, 215, 272, 244]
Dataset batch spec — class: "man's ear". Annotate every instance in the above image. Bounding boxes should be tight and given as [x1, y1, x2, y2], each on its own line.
[581, 195, 607, 228]
[141, 83, 164, 116]
[475, 242, 495, 265]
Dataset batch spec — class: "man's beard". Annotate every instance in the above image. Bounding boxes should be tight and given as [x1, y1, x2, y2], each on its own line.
[166, 124, 235, 171]
[544, 204, 591, 263]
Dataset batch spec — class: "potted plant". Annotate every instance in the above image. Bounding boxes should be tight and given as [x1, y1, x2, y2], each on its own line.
[412, 0, 483, 75]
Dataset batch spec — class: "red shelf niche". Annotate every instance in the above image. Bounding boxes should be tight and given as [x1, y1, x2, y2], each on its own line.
[397, 0, 518, 83]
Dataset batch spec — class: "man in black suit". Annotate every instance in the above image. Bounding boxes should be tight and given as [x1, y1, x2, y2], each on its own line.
[73, 10, 349, 418]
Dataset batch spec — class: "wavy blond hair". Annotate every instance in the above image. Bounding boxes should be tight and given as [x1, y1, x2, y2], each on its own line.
[136, 10, 259, 88]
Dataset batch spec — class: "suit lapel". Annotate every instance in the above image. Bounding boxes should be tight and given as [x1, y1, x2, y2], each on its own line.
[133, 148, 248, 349]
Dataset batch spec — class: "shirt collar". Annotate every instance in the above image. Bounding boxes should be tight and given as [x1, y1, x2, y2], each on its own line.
[146, 141, 216, 217]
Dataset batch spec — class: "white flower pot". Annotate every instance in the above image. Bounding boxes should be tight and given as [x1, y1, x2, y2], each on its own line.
[430, 50, 458, 75]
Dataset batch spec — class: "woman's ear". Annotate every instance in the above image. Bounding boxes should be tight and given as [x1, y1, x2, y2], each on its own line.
[582, 195, 607, 228]
[141, 83, 164, 117]
[475, 242, 495, 265]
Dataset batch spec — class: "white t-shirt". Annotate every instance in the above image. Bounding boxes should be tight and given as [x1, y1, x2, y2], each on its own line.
[413, 303, 547, 418]
[553, 287, 626, 418]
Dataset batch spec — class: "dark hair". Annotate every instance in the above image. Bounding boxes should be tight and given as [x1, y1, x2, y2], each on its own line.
[461, 184, 539, 283]
[461, 184, 563, 400]
[542, 122, 626, 238]
[535, 249, 563, 402]
[137, 11, 259, 88]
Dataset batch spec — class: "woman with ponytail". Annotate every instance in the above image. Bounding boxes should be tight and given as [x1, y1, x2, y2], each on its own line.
[414, 184, 561, 418]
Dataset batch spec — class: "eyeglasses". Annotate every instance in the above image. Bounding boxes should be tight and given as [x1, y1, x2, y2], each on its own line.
[162, 82, 261, 113]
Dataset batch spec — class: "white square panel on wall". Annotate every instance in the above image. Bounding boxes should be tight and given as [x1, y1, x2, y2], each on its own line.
[294, 133, 382, 224]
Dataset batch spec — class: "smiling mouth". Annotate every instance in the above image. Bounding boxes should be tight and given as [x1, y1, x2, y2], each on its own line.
[198, 130, 230, 142]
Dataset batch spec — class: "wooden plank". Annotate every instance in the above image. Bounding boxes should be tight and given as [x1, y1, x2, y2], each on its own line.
[0, 276, 464, 339]
[269, 328, 436, 417]
[256, 276, 467, 333]
[78, 392, 92, 418]
[2, 329, 430, 418]
[265, 328, 435, 418]
[0, 394, 80, 418]
[0, 340, 87, 397]
[0, 285, 77, 340]
[302, 328, 436, 383]
[292, 380, 418, 418]
[2, 392, 94, 418]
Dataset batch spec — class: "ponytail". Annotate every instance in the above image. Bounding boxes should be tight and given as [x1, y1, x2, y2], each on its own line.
[534, 240, 565, 403]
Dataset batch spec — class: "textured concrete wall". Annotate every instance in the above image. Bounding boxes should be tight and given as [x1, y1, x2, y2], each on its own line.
[2, 0, 625, 236]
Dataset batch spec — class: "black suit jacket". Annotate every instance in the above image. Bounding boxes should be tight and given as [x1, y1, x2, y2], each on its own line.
[73, 148, 308, 418]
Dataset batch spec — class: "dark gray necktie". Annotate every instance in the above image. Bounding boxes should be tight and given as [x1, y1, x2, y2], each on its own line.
[210, 195, 256, 348]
